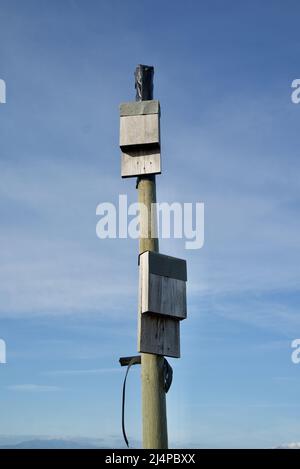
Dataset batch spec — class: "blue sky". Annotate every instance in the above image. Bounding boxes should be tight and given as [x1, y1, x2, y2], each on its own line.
[0, 0, 300, 448]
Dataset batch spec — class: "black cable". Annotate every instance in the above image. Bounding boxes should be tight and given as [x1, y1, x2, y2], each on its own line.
[121, 357, 140, 448]
[163, 358, 173, 394]
[121, 356, 173, 448]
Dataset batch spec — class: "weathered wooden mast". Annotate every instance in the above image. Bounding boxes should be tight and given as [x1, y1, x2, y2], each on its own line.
[119, 65, 187, 449]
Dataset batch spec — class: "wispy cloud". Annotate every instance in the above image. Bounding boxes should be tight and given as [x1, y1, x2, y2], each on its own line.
[6, 384, 60, 392]
[0, 159, 137, 318]
[44, 368, 122, 376]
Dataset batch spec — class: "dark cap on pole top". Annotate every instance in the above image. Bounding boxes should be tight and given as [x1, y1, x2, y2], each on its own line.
[135, 64, 154, 102]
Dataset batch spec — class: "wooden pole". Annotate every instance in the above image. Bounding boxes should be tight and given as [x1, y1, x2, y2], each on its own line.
[137, 174, 168, 449]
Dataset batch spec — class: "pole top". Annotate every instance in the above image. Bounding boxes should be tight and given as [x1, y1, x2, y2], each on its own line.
[135, 64, 154, 101]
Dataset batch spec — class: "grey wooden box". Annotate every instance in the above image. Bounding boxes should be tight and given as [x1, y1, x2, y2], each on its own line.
[139, 251, 187, 320]
[137, 251, 187, 358]
[119, 100, 161, 178]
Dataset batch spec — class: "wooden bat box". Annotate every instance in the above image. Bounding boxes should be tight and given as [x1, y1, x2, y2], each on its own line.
[137, 252, 187, 358]
[119, 100, 161, 177]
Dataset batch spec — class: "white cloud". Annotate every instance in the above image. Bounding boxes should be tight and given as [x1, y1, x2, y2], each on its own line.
[44, 368, 122, 376]
[6, 384, 60, 392]
[277, 442, 300, 449]
[0, 158, 138, 318]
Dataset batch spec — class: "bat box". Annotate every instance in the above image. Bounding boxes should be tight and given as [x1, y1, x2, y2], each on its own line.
[119, 100, 161, 177]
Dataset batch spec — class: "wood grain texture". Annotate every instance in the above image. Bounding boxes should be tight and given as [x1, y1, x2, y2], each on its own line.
[121, 149, 161, 178]
[138, 313, 180, 358]
[139, 252, 187, 320]
[141, 352, 167, 448]
[138, 246, 181, 357]
[137, 176, 168, 448]
[147, 274, 186, 319]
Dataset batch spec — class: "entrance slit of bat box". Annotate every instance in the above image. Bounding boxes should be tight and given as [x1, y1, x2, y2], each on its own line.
[119, 100, 161, 178]
[138, 251, 187, 358]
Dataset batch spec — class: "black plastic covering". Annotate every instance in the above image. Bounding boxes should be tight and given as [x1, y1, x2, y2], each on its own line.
[134, 64, 154, 101]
